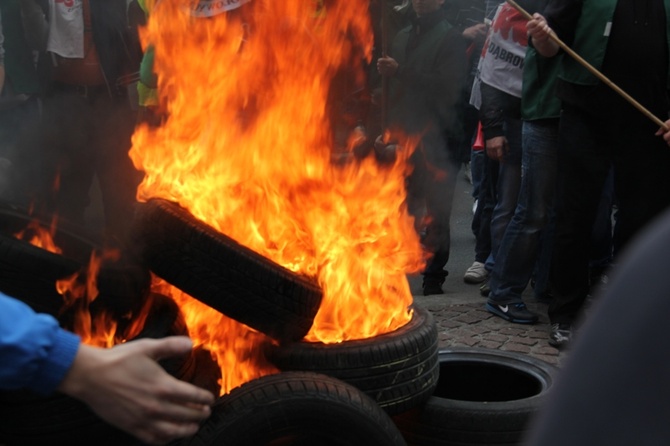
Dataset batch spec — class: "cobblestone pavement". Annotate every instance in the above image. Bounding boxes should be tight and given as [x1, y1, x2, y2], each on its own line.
[419, 299, 564, 366]
[411, 280, 567, 367]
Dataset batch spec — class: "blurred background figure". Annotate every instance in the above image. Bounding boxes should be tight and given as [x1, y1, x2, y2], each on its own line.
[18, 0, 143, 245]
[375, 0, 467, 296]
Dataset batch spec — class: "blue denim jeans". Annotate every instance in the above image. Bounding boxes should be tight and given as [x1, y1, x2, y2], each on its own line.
[484, 117, 522, 272]
[488, 119, 559, 304]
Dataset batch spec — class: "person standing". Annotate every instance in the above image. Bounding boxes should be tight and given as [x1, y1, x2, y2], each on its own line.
[376, 0, 467, 295]
[527, 0, 670, 348]
[483, 0, 560, 324]
[20, 0, 143, 244]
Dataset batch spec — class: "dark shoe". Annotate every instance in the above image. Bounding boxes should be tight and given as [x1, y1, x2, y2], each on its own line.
[422, 277, 445, 296]
[486, 301, 538, 324]
[422, 270, 448, 296]
[479, 280, 490, 297]
[549, 323, 572, 349]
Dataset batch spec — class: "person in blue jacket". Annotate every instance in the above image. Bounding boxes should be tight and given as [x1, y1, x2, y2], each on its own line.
[0, 292, 215, 445]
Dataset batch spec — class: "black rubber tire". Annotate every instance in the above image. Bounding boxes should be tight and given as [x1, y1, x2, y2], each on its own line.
[0, 233, 80, 316]
[0, 201, 99, 263]
[0, 203, 150, 320]
[132, 198, 323, 343]
[186, 371, 408, 446]
[0, 294, 206, 446]
[265, 305, 439, 416]
[392, 347, 559, 446]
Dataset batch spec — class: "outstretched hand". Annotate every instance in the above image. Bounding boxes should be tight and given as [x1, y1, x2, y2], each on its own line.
[58, 336, 216, 445]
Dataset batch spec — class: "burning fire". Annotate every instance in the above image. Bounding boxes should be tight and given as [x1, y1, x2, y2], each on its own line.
[14, 219, 62, 255]
[14, 222, 136, 348]
[130, 0, 427, 391]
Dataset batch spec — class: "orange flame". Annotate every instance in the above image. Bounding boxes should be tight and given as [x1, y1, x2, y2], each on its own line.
[57, 249, 125, 348]
[152, 278, 278, 394]
[14, 219, 62, 255]
[131, 0, 424, 353]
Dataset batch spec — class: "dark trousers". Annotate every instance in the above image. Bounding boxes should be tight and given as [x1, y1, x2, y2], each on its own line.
[27, 87, 141, 242]
[406, 135, 460, 280]
[549, 103, 670, 325]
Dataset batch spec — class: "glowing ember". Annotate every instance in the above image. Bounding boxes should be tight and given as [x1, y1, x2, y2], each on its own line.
[130, 0, 425, 389]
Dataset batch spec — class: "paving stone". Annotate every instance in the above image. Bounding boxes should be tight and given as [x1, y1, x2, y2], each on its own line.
[453, 313, 485, 324]
[500, 343, 532, 354]
[478, 340, 504, 349]
[535, 345, 561, 356]
[509, 336, 539, 346]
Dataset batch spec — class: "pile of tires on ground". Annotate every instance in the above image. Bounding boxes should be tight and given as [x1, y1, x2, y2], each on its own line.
[0, 199, 559, 446]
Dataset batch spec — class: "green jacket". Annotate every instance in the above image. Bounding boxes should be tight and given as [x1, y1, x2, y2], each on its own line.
[521, 46, 562, 121]
[560, 0, 670, 87]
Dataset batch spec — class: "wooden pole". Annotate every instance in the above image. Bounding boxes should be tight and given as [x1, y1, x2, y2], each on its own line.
[380, 0, 390, 132]
[506, 0, 669, 131]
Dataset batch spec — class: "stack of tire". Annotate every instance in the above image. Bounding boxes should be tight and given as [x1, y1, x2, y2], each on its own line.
[135, 199, 560, 446]
[131, 198, 448, 445]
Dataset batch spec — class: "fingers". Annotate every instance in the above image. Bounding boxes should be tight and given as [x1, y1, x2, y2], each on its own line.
[134, 418, 202, 445]
[137, 336, 194, 361]
[159, 376, 216, 407]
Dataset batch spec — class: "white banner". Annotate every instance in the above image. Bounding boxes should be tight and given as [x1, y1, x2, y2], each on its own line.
[477, 2, 527, 98]
[47, 0, 84, 58]
[190, 0, 252, 17]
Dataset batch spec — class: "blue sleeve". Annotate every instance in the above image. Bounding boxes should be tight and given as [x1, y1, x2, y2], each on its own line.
[0, 292, 81, 395]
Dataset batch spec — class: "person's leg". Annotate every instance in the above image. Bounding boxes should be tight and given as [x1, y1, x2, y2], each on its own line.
[487, 119, 558, 313]
[587, 167, 614, 294]
[93, 97, 143, 243]
[549, 105, 611, 345]
[485, 117, 522, 272]
[422, 158, 460, 295]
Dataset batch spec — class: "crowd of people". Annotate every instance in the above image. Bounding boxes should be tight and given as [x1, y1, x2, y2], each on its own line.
[372, 0, 670, 352]
[2, 0, 670, 443]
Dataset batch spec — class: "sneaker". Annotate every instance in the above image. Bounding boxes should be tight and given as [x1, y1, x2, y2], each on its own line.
[549, 323, 572, 349]
[479, 280, 490, 297]
[486, 301, 538, 324]
[464, 261, 488, 284]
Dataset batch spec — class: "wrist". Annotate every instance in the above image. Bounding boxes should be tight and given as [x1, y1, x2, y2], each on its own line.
[57, 344, 101, 399]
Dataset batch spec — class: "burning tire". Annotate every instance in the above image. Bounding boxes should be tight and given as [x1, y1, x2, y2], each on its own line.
[186, 371, 408, 446]
[133, 198, 323, 343]
[0, 233, 81, 316]
[392, 348, 559, 446]
[0, 223, 149, 320]
[264, 305, 439, 416]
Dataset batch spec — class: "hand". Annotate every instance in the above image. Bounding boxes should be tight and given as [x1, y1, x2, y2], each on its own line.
[655, 120, 670, 146]
[526, 13, 551, 42]
[527, 13, 559, 57]
[58, 336, 216, 445]
[373, 134, 397, 164]
[377, 56, 398, 77]
[462, 23, 488, 42]
[486, 136, 507, 161]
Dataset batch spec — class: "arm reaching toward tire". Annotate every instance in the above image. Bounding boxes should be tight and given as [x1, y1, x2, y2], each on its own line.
[0, 293, 215, 445]
[58, 337, 215, 445]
